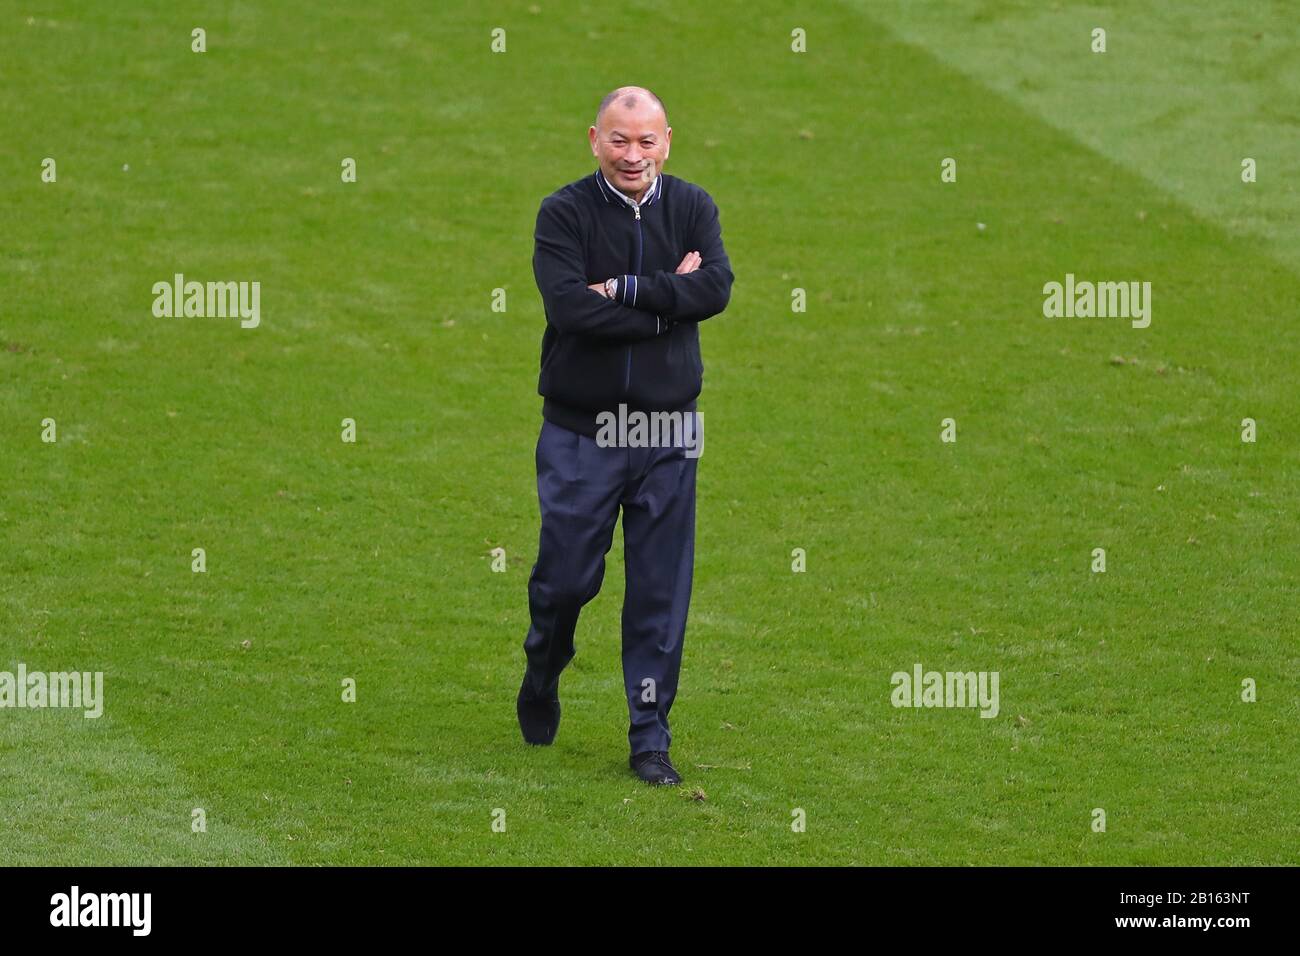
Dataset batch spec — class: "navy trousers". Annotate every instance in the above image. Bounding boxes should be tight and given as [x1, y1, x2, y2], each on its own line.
[522, 417, 699, 755]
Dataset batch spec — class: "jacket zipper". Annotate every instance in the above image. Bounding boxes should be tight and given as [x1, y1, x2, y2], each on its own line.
[624, 202, 643, 395]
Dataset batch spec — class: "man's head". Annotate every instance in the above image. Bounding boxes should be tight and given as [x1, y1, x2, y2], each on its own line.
[589, 86, 671, 201]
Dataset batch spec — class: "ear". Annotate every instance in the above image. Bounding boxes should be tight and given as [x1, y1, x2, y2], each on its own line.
[588, 125, 598, 156]
[664, 126, 672, 159]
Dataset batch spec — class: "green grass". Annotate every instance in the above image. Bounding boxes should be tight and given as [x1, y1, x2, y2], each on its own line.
[1, 0, 1297, 865]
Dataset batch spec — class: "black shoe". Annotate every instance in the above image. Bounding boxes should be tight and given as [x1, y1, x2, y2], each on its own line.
[630, 750, 681, 786]
[516, 677, 560, 746]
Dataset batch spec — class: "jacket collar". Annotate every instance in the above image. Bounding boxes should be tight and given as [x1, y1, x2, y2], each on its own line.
[594, 167, 663, 208]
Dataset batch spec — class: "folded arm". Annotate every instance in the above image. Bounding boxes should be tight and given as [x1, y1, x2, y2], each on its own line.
[614, 192, 734, 323]
[533, 198, 666, 341]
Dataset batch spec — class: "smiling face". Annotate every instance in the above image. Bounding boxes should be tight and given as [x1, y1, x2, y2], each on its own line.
[589, 92, 671, 202]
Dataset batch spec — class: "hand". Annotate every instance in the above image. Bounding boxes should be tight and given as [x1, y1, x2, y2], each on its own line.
[588, 280, 612, 298]
[675, 251, 701, 274]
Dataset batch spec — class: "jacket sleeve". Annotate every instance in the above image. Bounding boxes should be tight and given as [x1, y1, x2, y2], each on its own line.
[533, 197, 667, 341]
[614, 190, 734, 323]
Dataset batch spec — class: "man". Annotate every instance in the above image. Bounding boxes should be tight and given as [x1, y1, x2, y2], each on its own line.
[518, 86, 734, 785]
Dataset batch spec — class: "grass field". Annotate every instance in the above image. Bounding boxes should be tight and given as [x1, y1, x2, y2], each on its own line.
[2, 1, 1298, 865]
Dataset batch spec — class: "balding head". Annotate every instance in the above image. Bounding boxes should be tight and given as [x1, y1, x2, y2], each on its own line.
[589, 86, 672, 202]
[595, 86, 668, 129]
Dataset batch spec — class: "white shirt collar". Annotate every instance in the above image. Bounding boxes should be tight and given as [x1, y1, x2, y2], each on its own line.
[600, 168, 660, 208]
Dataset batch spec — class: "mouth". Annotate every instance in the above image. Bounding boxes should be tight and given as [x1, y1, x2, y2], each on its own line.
[621, 168, 646, 177]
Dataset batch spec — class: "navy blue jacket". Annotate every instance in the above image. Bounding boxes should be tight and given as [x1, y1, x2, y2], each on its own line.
[532, 168, 734, 437]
